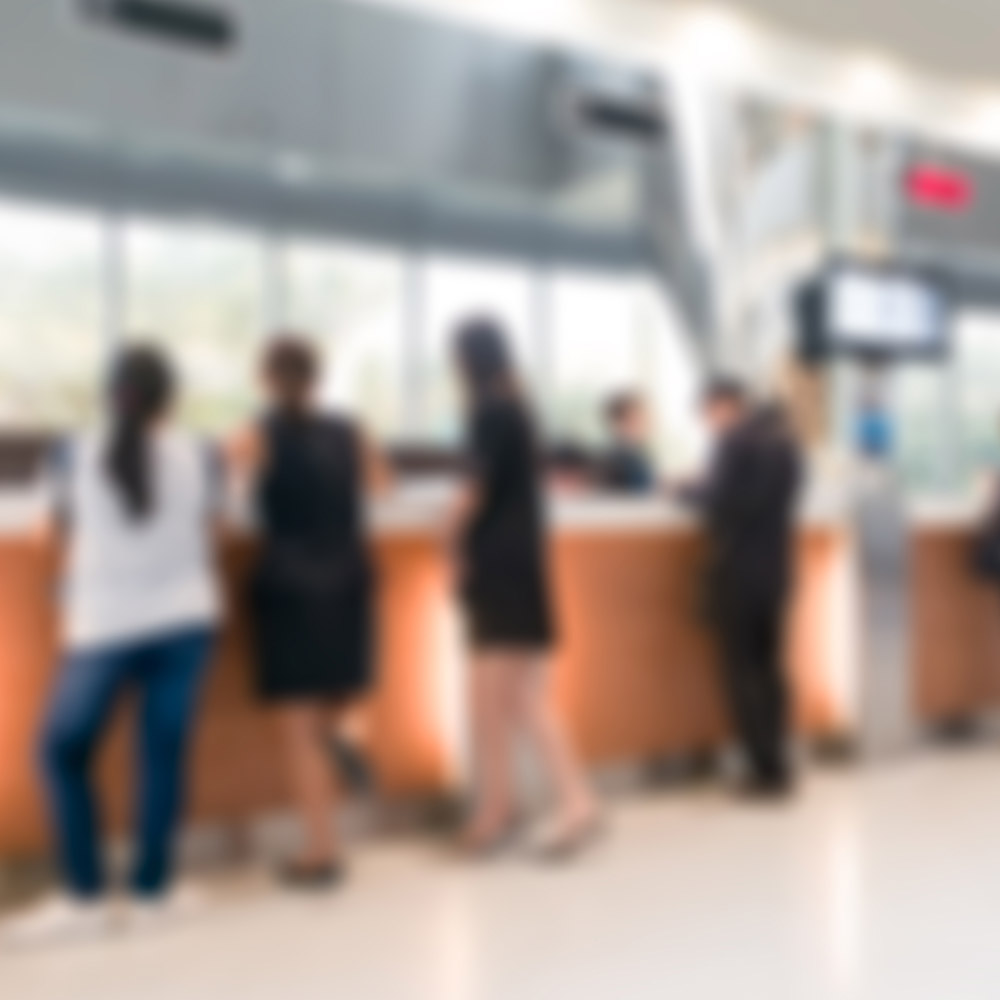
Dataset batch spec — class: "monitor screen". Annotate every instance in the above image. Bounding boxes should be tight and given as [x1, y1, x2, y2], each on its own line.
[797, 265, 951, 363]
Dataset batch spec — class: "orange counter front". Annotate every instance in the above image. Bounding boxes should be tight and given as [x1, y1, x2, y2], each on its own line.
[0, 508, 855, 859]
[911, 522, 1000, 725]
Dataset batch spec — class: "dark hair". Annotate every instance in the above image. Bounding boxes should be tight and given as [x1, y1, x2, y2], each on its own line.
[605, 391, 644, 427]
[263, 334, 319, 413]
[105, 344, 176, 521]
[453, 316, 517, 405]
[701, 375, 750, 409]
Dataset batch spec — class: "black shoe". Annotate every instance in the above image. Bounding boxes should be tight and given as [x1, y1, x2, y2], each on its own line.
[277, 861, 347, 891]
[737, 772, 795, 802]
[325, 736, 375, 796]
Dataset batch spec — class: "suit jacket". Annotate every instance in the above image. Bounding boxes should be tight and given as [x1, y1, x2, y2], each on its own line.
[699, 406, 803, 614]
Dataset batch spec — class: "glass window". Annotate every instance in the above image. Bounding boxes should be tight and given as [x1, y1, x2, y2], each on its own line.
[894, 366, 953, 493]
[636, 285, 707, 473]
[894, 311, 1000, 494]
[123, 219, 266, 431]
[0, 200, 103, 428]
[551, 274, 645, 444]
[281, 241, 406, 438]
[549, 273, 703, 466]
[419, 256, 536, 444]
[955, 310, 1000, 480]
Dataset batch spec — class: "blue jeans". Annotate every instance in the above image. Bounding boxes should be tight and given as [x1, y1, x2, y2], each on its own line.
[40, 626, 215, 899]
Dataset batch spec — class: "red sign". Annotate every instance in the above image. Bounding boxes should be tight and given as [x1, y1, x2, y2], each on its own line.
[905, 164, 974, 212]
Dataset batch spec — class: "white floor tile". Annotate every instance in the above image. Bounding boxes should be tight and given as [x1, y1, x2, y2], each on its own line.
[4, 749, 1000, 999]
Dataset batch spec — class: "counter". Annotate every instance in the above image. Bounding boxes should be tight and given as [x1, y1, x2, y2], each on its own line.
[0, 490, 856, 858]
[908, 499, 1000, 726]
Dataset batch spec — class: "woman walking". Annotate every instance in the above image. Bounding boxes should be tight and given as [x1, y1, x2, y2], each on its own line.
[450, 317, 600, 859]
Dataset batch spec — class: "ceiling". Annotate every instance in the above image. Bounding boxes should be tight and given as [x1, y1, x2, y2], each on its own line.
[720, 0, 999, 84]
[372, 0, 1000, 101]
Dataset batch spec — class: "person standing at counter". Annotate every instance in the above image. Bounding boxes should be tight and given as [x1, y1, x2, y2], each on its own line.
[4, 346, 221, 946]
[598, 392, 657, 494]
[449, 317, 601, 859]
[229, 336, 386, 890]
[691, 379, 803, 798]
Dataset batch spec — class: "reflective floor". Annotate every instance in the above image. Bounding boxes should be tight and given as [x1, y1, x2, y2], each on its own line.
[5, 748, 1000, 999]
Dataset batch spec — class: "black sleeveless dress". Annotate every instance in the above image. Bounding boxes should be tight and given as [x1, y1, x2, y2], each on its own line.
[249, 412, 374, 702]
[460, 395, 556, 651]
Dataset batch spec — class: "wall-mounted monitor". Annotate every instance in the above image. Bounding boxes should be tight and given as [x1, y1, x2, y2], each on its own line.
[796, 262, 951, 364]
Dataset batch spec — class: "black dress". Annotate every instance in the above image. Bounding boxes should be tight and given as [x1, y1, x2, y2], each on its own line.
[250, 412, 374, 702]
[460, 394, 556, 651]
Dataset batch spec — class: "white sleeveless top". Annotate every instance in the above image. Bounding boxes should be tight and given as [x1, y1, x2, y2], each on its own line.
[52, 427, 222, 651]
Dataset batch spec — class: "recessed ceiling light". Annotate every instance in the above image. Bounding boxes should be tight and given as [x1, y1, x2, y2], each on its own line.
[840, 55, 904, 112]
[670, 7, 755, 80]
[966, 94, 1000, 134]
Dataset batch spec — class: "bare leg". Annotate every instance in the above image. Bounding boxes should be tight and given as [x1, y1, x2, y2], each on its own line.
[509, 654, 598, 837]
[323, 702, 374, 795]
[276, 703, 342, 866]
[460, 653, 518, 847]
[332, 704, 368, 746]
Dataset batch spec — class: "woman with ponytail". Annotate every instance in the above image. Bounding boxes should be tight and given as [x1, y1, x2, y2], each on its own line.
[3, 344, 221, 946]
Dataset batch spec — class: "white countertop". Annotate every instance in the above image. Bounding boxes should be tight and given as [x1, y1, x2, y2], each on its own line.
[369, 490, 704, 536]
[369, 479, 849, 536]
[0, 478, 850, 539]
[907, 495, 984, 529]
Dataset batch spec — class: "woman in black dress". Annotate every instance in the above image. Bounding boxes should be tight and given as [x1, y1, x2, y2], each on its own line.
[230, 335, 386, 888]
[449, 318, 599, 859]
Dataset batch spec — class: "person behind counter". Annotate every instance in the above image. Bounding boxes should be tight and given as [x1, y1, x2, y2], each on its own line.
[448, 317, 601, 859]
[598, 392, 657, 494]
[4, 345, 221, 946]
[688, 378, 803, 798]
[228, 335, 389, 890]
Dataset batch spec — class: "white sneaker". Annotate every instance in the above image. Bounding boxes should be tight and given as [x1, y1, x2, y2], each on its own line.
[0, 894, 116, 950]
[128, 883, 208, 933]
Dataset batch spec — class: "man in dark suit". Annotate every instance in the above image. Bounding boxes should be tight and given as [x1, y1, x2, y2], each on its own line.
[692, 378, 804, 797]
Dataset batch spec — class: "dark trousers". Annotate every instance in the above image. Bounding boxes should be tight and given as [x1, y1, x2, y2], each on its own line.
[40, 626, 214, 899]
[716, 594, 790, 784]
